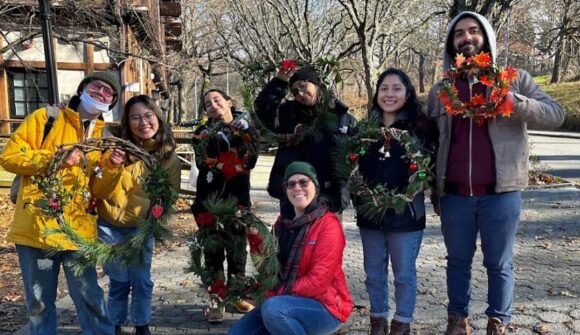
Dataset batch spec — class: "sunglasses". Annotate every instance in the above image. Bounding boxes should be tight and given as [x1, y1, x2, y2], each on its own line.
[290, 82, 309, 96]
[88, 80, 116, 98]
[284, 178, 311, 190]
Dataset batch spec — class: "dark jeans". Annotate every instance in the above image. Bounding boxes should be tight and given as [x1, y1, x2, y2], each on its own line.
[440, 191, 521, 324]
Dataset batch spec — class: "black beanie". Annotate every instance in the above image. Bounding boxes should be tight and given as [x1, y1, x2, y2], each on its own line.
[76, 72, 121, 108]
[284, 161, 319, 189]
[289, 67, 321, 87]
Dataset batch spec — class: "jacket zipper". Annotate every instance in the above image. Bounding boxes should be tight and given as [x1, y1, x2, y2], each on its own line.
[468, 77, 474, 196]
[408, 203, 416, 220]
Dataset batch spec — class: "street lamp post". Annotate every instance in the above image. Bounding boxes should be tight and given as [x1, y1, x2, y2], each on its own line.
[38, 0, 59, 104]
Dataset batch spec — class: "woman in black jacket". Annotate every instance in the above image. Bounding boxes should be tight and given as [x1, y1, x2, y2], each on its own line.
[254, 66, 356, 219]
[354, 68, 437, 335]
[191, 89, 260, 323]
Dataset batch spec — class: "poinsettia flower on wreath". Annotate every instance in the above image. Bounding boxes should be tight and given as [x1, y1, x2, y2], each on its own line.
[216, 151, 246, 180]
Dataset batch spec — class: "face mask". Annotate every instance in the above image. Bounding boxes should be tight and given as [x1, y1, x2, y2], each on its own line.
[80, 90, 110, 115]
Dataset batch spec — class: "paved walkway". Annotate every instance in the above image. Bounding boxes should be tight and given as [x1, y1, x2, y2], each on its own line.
[17, 144, 580, 334]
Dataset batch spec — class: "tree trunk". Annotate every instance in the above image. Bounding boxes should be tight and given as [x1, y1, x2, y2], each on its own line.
[418, 53, 426, 93]
[550, 36, 565, 84]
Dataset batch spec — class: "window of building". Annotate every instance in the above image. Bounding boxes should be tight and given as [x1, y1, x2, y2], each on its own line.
[8, 70, 49, 119]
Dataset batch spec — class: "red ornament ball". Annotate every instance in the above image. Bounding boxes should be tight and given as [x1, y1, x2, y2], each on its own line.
[409, 162, 419, 172]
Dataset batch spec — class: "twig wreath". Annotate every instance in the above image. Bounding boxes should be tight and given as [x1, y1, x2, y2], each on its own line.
[437, 52, 518, 125]
[192, 121, 259, 182]
[334, 118, 433, 221]
[37, 137, 178, 275]
[186, 196, 280, 308]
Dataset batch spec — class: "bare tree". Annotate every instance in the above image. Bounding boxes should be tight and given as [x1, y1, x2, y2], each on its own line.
[337, 0, 441, 108]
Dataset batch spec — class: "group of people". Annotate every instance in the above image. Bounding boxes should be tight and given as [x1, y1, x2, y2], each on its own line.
[1, 72, 180, 335]
[0, 10, 564, 335]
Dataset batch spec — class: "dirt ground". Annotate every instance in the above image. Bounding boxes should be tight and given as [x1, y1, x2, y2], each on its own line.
[0, 194, 195, 334]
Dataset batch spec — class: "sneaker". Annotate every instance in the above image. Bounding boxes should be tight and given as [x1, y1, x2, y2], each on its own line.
[389, 319, 411, 335]
[135, 324, 151, 335]
[370, 316, 388, 335]
[445, 312, 471, 335]
[115, 325, 123, 335]
[487, 317, 508, 335]
[233, 299, 255, 313]
[208, 306, 225, 323]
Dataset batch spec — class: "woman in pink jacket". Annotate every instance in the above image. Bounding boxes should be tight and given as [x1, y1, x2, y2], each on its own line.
[228, 161, 352, 335]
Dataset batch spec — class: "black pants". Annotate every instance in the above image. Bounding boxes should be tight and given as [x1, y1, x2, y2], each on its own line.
[203, 229, 247, 282]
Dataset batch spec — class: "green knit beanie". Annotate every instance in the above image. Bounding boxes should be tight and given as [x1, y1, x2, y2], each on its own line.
[76, 72, 121, 108]
[284, 161, 319, 188]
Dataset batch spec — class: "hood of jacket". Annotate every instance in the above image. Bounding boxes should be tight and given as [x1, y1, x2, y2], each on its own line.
[443, 11, 497, 71]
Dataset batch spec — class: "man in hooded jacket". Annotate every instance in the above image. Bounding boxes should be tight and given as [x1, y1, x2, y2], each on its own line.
[0, 72, 125, 335]
[425, 12, 564, 335]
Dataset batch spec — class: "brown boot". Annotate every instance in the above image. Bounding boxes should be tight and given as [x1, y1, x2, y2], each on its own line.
[445, 312, 471, 335]
[389, 319, 411, 335]
[370, 316, 388, 335]
[486, 317, 507, 335]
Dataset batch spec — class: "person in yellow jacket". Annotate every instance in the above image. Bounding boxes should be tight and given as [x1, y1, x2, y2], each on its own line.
[0, 72, 125, 335]
[95, 95, 181, 335]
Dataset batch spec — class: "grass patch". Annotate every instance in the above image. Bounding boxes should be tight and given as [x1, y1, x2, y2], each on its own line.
[540, 81, 580, 132]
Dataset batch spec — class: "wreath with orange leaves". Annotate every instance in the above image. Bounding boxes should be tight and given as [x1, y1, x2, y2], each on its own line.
[437, 52, 518, 124]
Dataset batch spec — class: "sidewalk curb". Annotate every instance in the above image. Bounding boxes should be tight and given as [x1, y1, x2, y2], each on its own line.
[529, 130, 580, 139]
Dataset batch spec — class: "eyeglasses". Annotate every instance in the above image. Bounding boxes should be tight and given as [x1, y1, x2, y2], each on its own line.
[284, 178, 311, 190]
[129, 112, 156, 125]
[88, 80, 116, 98]
[290, 82, 309, 96]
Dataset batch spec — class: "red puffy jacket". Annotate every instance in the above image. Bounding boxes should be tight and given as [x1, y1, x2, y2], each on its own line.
[262, 212, 353, 322]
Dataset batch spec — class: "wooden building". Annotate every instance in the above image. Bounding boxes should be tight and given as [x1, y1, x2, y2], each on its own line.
[0, 0, 182, 133]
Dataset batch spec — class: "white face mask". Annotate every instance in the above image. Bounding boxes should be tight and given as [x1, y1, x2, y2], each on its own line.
[80, 90, 110, 115]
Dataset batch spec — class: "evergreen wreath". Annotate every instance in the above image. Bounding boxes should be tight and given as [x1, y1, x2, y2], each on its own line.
[334, 117, 433, 221]
[186, 196, 280, 308]
[245, 57, 346, 150]
[37, 137, 178, 276]
[437, 52, 518, 125]
[192, 121, 259, 181]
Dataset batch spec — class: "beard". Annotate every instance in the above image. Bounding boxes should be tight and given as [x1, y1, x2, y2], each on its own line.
[455, 41, 485, 57]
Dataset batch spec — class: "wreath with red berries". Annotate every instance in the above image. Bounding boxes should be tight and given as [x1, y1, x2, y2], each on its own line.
[192, 121, 259, 182]
[37, 137, 178, 275]
[437, 52, 518, 125]
[334, 118, 434, 221]
[186, 196, 280, 309]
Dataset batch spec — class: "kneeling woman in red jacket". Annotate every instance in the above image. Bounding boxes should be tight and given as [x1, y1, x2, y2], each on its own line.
[228, 161, 353, 334]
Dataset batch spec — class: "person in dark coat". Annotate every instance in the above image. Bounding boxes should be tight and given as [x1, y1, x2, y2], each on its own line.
[191, 89, 260, 323]
[353, 68, 438, 335]
[255, 66, 357, 218]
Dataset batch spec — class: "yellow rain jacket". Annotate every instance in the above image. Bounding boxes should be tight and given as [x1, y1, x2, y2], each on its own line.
[0, 107, 122, 250]
[95, 139, 181, 228]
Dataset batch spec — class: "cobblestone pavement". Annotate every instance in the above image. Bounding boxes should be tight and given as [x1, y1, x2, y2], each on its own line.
[21, 184, 579, 335]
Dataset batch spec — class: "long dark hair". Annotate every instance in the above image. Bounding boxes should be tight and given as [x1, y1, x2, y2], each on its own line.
[371, 68, 421, 120]
[121, 94, 176, 159]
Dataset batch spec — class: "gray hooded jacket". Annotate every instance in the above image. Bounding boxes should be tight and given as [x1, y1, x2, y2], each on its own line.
[426, 11, 565, 196]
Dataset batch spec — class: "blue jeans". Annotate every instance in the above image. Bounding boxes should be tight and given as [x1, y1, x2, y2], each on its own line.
[97, 219, 154, 326]
[359, 228, 423, 323]
[228, 296, 341, 335]
[16, 244, 114, 335]
[440, 191, 521, 324]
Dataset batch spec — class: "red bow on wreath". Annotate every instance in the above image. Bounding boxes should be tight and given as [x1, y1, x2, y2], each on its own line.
[208, 278, 229, 299]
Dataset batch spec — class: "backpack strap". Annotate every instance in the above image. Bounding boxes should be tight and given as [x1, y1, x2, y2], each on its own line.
[42, 106, 60, 144]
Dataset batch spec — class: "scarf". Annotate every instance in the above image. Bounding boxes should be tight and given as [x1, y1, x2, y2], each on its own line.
[275, 198, 328, 295]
